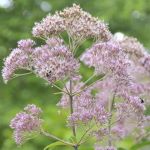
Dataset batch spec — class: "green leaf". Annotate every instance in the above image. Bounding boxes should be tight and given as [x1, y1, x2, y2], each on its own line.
[130, 140, 150, 150]
[44, 141, 67, 150]
[118, 148, 127, 150]
[116, 137, 134, 149]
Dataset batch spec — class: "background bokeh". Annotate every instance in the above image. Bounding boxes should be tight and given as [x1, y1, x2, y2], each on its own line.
[0, 0, 150, 150]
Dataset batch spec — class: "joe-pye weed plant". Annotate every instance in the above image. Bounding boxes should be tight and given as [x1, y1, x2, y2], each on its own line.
[2, 4, 150, 150]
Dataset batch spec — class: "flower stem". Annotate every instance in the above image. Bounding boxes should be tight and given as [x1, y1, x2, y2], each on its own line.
[108, 92, 116, 146]
[69, 79, 76, 137]
[78, 125, 94, 145]
[41, 129, 74, 146]
[11, 72, 32, 80]
[74, 145, 78, 150]
[52, 83, 69, 95]
[73, 74, 106, 96]
[69, 79, 79, 150]
[83, 73, 96, 85]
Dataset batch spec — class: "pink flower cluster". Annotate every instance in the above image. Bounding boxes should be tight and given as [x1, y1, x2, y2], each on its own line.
[58, 78, 109, 126]
[32, 13, 65, 37]
[2, 37, 79, 83]
[114, 32, 150, 74]
[32, 4, 112, 40]
[32, 37, 79, 83]
[79, 32, 149, 145]
[2, 3, 150, 150]
[10, 104, 42, 145]
[2, 39, 35, 83]
[95, 145, 116, 150]
[80, 40, 130, 77]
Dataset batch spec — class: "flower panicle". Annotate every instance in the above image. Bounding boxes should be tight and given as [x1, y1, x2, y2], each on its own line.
[10, 104, 42, 145]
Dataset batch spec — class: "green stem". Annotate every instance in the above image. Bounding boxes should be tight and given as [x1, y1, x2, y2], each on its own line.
[38, 36, 46, 41]
[41, 130, 74, 146]
[83, 73, 96, 85]
[78, 125, 94, 145]
[73, 74, 106, 96]
[69, 79, 76, 137]
[60, 80, 70, 94]
[69, 79, 79, 150]
[136, 132, 150, 142]
[74, 145, 78, 150]
[108, 92, 116, 146]
[52, 83, 69, 95]
[10, 72, 32, 81]
[13, 72, 32, 78]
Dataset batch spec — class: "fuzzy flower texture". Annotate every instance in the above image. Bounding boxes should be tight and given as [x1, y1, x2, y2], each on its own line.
[2, 4, 150, 150]
[10, 104, 42, 145]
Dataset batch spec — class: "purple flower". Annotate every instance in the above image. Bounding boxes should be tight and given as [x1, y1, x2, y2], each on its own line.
[17, 39, 35, 53]
[2, 4, 150, 149]
[2, 39, 35, 83]
[59, 4, 112, 40]
[18, 39, 35, 49]
[2, 37, 79, 84]
[10, 104, 42, 145]
[114, 32, 146, 59]
[24, 104, 42, 116]
[58, 79, 109, 126]
[2, 48, 29, 83]
[32, 4, 112, 40]
[32, 13, 65, 37]
[140, 55, 150, 73]
[32, 38, 79, 83]
[80, 40, 130, 77]
[95, 146, 117, 150]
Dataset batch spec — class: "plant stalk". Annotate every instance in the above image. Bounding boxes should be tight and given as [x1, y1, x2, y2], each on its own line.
[74, 145, 78, 150]
[108, 92, 116, 146]
[41, 130, 74, 146]
[69, 79, 78, 150]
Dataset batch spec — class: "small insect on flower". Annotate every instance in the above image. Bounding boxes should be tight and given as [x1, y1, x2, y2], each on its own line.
[46, 71, 52, 78]
[140, 98, 144, 103]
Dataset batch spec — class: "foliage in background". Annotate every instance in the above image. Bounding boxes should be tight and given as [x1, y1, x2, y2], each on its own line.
[0, 0, 150, 150]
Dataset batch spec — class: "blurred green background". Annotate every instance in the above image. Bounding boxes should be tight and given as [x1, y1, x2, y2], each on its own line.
[0, 0, 150, 150]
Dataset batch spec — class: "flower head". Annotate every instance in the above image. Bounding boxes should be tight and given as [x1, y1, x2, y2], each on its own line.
[2, 39, 35, 83]
[24, 104, 42, 116]
[32, 13, 65, 37]
[2, 37, 79, 84]
[10, 104, 42, 145]
[32, 4, 112, 41]
[114, 32, 150, 74]
[59, 4, 112, 40]
[81, 40, 130, 77]
[32, 37, 79, 83]
[18, 39, 35, 51]
[114, 32, 146, 59]
[2, 48, 29, 83]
